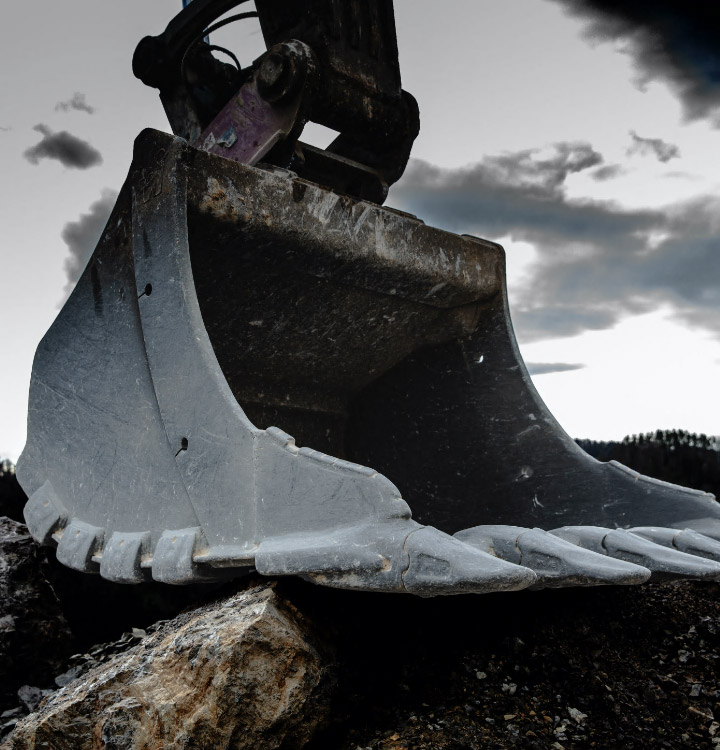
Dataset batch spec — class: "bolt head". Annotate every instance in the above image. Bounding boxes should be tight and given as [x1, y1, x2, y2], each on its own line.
[258, 52, 292, 102]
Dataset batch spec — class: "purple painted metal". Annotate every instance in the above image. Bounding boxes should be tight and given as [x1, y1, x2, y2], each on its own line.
[197, 77, 301, 165]
[195, 40, 314, 166]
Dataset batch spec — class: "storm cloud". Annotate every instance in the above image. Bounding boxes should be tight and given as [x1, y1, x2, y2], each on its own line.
[391, 143, 720, 343]
[55, 92, 95, 115]
[627, 131, 681, 162]
[23, 124, 102, 169]
[61, 190, 118, 296]
[550, 0, 720, 127]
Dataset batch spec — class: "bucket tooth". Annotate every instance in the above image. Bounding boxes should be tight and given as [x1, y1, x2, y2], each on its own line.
[99, 531, 153, 584]
[551, 526, 720, 582]
[56, 519, 104, 573]
[23, 481, 68, 546]
[255, 520, 536, 595]
[153, 527, 229, 584]
[455, 525, 650, 588]
[668, 518, 720, 542]
[631, 527, 720, 563]
[402, 526, 537, 596]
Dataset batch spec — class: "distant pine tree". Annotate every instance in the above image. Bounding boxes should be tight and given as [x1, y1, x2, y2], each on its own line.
[577, 431, 720, 497]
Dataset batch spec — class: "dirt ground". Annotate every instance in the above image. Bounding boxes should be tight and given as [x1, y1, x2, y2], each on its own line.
[297, 579, 720, 750]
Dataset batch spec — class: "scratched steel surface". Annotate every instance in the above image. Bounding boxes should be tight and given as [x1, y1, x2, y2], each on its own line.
[16, 0, 720, 594]
[17, 132, 720, 593]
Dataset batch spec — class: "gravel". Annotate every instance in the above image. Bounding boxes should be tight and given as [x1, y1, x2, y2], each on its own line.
[298, 580, 720, 750]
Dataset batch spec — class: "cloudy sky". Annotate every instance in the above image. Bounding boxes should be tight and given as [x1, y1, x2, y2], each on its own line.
[0, 0, 719, 461]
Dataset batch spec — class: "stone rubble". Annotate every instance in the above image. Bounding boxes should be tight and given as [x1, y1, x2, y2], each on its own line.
[2, 583, 333, 750]
[0, 518, 73, 708]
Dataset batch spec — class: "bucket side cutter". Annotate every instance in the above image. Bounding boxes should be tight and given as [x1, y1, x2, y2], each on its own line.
[17, 0, 720, 594]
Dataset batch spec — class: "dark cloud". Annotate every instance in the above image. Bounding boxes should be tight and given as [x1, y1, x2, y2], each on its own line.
[590, 164, 625, 181]
[0, 126, 10, 133]
[526, 362, 587, 376]
[549, 0, 720, 127]
[23, 124, 102, 169]
[627, 131, 681, 162]
[464, 142, 604, 196]
[55, 92, 96, 115]
[390, 145, 720, 344]
[61, 190, 118, 296]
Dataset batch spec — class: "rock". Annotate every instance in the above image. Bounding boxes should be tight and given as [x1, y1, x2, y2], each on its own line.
[3, 582, 333, 750]
[0, 518, 73, 707]
[568, 706, 588, 724]
[53, 625, 150, 688]
[15, 690, 45, 717]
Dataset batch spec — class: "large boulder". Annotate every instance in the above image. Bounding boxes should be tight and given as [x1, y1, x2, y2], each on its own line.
[3, 582, 333, 750]
[0, 518, 73, 706]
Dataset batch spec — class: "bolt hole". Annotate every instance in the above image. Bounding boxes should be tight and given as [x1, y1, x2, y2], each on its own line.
[181, 437, 189, 451]
[144, 283, 152, 296]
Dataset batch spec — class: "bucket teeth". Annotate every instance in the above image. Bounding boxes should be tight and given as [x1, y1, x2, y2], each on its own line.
[455, 525, 650, 588]
[402, 526, 537, 596]
[630, 527, 720, 563]
[550, 526, 720, 582]
[668, 518, 720, 543]
[254, 521, 537, 595]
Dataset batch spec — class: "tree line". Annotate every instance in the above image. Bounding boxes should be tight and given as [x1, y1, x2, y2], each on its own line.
[577, 430, 720, 497]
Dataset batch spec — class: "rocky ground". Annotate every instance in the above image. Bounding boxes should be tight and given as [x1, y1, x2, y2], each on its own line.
[2, 513, 720, 749]
[302, 580, 720, 749]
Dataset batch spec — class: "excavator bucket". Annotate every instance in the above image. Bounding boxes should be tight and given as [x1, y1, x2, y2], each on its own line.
[17, 0, 720, 595]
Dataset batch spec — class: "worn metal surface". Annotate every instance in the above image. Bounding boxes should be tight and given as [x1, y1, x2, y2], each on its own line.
[18, 129, 720, 592]
[551, 527, 720, 582]
[455, 526, 651, 589]
[17, 0, 720, 596]
[345, 286, 720, 535]
[630, 526, 720, 561]
[17, 130, 536, 595]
